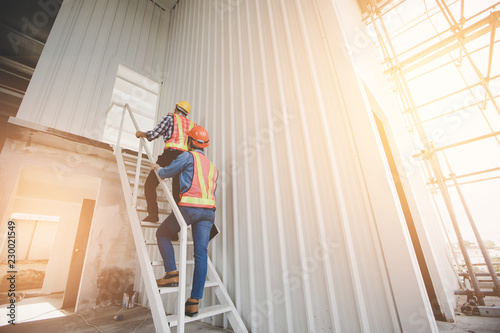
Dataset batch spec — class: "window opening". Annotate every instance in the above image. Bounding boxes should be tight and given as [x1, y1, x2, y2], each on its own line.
[102, 65, 160, 152]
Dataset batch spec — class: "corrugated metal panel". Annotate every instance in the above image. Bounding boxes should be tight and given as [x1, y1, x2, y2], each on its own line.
[16, 0, 171, 138]
[161, 1, 432, 332]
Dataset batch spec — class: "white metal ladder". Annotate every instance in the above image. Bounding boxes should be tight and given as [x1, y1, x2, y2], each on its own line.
[113, 104, 248, 333]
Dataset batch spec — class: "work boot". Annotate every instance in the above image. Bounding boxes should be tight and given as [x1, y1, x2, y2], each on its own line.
[185, 298, 199, 317]
[142, 214, 159, 223]
[156, 271, 179, 287]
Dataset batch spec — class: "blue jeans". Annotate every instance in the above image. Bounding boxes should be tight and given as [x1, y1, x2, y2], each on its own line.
[156, 206, 215, 299]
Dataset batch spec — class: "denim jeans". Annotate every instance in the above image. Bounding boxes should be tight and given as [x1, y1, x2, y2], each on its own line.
[156, 206, 215, 299]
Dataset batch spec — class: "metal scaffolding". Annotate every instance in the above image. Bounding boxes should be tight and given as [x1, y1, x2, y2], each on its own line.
[364, 0, 500, 305]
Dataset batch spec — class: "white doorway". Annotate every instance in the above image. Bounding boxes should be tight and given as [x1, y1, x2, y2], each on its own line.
[0, 165, 100, 325]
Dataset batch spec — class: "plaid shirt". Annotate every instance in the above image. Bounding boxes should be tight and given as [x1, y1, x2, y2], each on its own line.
[146, 113, 174, 142]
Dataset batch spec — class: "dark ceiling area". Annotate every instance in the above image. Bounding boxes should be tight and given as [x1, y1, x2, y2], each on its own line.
[0, 0, 62, 122]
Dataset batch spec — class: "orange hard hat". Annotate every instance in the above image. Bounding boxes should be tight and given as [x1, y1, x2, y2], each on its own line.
[187, 125, 209, 148]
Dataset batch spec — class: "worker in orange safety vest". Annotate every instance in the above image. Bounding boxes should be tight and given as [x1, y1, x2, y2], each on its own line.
[136, 101, 195, 223]
[151, 125, 218, 317]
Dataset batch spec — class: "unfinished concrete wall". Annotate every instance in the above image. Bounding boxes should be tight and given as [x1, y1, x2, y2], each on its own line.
[0, 126, 136, 311]
[160, 0, 439, 332]
[16, 0, 171, 139]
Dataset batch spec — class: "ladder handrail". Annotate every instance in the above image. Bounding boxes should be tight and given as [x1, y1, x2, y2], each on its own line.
[117, 103, 188, 332]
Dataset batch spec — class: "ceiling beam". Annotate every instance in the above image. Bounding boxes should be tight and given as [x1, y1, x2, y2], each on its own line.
[0, 56, 34, 75]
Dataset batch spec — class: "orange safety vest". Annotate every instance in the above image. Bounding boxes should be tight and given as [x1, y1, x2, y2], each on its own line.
[165, 113, 195, 151]
[179, 151, 218, 209]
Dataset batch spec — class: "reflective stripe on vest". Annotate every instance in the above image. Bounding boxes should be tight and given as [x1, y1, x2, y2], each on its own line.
[165, 113, 195, 151]
[179, 151, 218, 209]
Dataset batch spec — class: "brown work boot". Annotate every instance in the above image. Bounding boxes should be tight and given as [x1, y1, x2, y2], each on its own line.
[185, 298, 199, 317]
[156, 271, 179, 287]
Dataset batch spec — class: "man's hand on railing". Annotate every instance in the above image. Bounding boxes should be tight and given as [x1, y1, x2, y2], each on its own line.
[151, 163, 160, 171]
[136, 131, 146, 138]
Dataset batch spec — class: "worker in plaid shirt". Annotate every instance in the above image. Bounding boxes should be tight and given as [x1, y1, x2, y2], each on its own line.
[136, 101, 196, 222]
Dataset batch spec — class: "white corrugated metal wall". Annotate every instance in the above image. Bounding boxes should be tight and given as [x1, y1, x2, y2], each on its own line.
[162, 1, 435, 332]
[16, 0, 171, 138]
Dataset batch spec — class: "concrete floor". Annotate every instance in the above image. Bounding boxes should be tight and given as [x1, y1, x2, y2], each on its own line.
[0, 293, 66, 326]
[1, 303, 233, 333]
[435, 296, 500, 333]
[437, 315, 500, 333]
[1, 295, 499, 332]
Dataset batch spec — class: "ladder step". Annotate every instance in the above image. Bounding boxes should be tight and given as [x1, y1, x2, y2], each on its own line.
[165, 304, 232, 326]
[136, 206, 171, 215]
[141, 222, 190, 228]
[151, 260, 194, 266]
[124, 160, 151, 170]
[130, 179, 172, 189]
[137, 194, 169, 203]
[129, 180, 144, 187]
[159, 281, 220, 294]
[146, 240, 194, 246]
[122, 152, 150, 162]
[141, 222, 162, 228]
[127, 169, 149, 178]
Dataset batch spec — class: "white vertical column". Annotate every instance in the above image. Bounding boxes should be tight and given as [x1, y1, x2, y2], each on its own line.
[219, 2, 229, 327]
[254, 0, 293, 331]
[243, 1, 273, 331]
[236, 3, 256, 331]
[210, 0, 219, 316]
[184, 0, 198, 103]
[227, 4, 242, 319]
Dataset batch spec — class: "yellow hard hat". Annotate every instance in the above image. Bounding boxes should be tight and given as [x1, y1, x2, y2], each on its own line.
[175, 101, 191, 115]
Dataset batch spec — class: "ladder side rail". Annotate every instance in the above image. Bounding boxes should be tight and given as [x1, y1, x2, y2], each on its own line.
[115, 146, 171, 332]
[124, 104, 188, 332]
[207, 259, 248, 333]
[132, 141, 143, 206]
